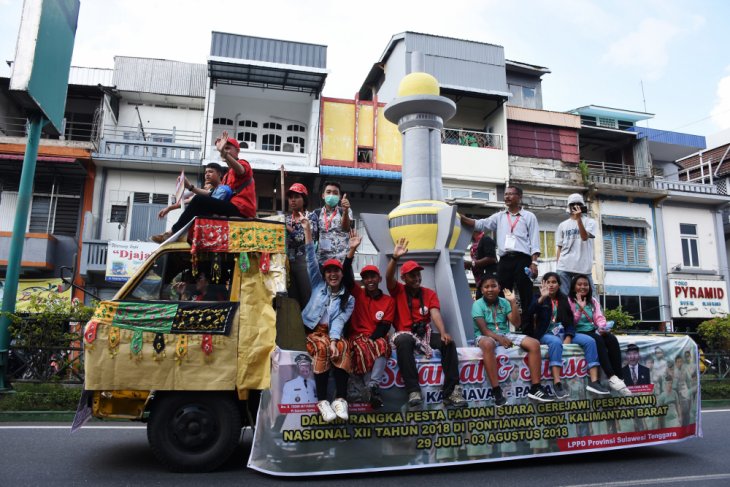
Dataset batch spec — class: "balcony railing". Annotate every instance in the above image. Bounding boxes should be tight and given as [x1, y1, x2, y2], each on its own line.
[584, 160, 659, 177]
[79, 239, 108, 277]
[0, 115, 97, 143]
[653, 179, 718, 195]
[97, 125, 201, 163]
[442, 129, 503, 150]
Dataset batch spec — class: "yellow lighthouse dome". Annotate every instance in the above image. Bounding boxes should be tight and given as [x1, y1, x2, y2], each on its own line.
[397, 72, 440, 97]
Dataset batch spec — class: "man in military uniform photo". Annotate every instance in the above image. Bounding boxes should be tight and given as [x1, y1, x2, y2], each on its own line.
[281, 354, 318, 405]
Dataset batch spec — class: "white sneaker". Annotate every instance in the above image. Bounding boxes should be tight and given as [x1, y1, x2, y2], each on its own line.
[317, 400, 337, 422]
[608, 375, 632, 396]
[331, 398, 349, 421]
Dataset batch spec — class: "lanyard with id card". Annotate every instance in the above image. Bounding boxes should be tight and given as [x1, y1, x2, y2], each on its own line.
[504, 212, 520, 251]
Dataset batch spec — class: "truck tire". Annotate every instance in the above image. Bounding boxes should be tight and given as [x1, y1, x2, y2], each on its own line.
[147, 392, 241, 472]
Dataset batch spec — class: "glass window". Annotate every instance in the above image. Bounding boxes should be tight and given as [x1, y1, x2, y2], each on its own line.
[680, 223, 699, 267]
[127, 252, 236, 302]
[539, 231, 556, 259]
[621, 295, 641, 319]
[641, 296, 660, 321]
[604, 295, 620, 310]
[262, 134, 282, 151]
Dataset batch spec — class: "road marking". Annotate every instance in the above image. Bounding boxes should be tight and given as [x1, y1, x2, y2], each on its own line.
[562, 473, 730, 487]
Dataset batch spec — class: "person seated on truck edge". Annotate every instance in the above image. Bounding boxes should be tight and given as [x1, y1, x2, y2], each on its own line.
[286, 185, 318, 310]
[342, 230, 395, 410]
[300, 216, 355, 423]
[386, 238, 467, 409]
[472, 274, 554, 406]
[311, 181, 352, 266]
[523, 272, 610, 399]
[568, 274, 630, 396]
[151, 131, 256, 243]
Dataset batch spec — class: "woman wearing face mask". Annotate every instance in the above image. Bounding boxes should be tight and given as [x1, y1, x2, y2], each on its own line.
[285, 183, 317, 309]
[312, 181, 352, 266]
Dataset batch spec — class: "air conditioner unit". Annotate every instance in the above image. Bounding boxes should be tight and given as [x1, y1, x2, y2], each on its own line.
[240, 141, 255, 150]
[281, 142, 300, 153]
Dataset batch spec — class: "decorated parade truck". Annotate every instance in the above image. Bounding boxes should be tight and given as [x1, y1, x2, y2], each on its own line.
[75, 216, 702, 475]
[76, 67, 701, 475]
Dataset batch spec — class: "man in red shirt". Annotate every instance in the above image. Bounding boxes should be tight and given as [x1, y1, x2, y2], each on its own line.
[151, 131, 256, 242]
[386, 237, 466, 409]
[343, 232, 395, 409]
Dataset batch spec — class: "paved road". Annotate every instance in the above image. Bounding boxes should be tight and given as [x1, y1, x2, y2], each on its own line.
[1, 410, 729, 486]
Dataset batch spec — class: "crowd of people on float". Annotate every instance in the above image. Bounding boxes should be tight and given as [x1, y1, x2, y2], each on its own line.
[153, 135, 669, 424]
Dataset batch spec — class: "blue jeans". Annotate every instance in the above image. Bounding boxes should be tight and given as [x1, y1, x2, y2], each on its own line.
[557, 270, 595, 296]
[539, 334, 564, 367]
[570, 333, 600, 369]
[540, 333, 600, 369]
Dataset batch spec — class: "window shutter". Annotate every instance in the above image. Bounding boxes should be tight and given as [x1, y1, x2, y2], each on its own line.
[636, 235, 648, 265]
[625, 232, 636, 265]
[603, 230, 615, 264]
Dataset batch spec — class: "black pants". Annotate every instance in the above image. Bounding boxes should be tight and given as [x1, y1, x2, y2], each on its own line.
[314, 367, 349, 401]
[497, 252, 533, 326]
[394, 332, 459, 396]
[580, 331, 623, 379]
[171, 195, 241, 233]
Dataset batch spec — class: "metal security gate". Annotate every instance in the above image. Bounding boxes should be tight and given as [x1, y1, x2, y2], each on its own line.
[129, 192, 168, 241]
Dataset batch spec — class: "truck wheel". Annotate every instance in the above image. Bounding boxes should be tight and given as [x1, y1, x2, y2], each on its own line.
[147, 392, 241, 472]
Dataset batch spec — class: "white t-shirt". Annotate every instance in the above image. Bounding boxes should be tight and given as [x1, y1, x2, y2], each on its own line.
[556, 216, 596, 274]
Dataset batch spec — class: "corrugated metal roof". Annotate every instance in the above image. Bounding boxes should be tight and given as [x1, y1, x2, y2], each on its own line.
[112, 57, 206, 98]
[68, 67, 113, 87]
[628, 126, 706, 150]
[507, 106, 581, 128]
[406, 32, 504, 64]
[319, 165, 401, 180]
[210, 32, 326, 68]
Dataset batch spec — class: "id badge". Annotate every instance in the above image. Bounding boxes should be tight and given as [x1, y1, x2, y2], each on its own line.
[552, 323, 564, 336]
[504, 233, 517, 251]
[319, 237, 333, 252]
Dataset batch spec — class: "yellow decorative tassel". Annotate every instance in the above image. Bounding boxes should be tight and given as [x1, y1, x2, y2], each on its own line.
[175, 334, 189, 364]
[108, 326, 121, 357]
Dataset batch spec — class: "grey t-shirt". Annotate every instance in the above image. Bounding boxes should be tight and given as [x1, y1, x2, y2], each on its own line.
[556, 216, 596, 274]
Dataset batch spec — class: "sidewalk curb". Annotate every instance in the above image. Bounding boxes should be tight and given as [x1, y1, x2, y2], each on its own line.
[0, 411, 76, 422]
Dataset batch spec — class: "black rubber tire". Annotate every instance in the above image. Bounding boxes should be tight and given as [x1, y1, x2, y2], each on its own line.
[147, 392, 242, 472]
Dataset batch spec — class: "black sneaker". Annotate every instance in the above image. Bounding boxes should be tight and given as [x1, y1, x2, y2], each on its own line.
[369, 386, 384, 409]
[527, 385, 554, 402]
[586, 381, 611, 395]
[553, 382, 569, 399]
[493, 387, 507, 408]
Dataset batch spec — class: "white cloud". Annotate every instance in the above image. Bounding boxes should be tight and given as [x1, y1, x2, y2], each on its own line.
[711, 68, 730, 130]
[602, 18, 682, 80]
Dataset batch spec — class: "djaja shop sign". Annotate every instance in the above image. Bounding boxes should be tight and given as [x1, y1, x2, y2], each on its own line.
[669, 279, 728, 318]
[105, 241, 158, 282]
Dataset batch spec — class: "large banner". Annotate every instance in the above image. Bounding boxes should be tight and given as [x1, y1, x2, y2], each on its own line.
[249, 336, 701, 475]
[0, 278, 70, 310]
[105, 241, 158, 282]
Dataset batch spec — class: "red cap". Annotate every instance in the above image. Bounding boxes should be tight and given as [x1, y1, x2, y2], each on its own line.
[287, 183, 309, 197]
[360, 265, 381, 276]
[226, 138, 240, 150]
[400, 260, 424, 276]
[322, 259, 343, 271]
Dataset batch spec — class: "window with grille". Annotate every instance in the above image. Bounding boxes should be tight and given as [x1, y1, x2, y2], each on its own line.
[263, 122, 282, 130]
[603, 226, 649, 268]
[597, 117, 618, 129]
[110, 205, 128, 223]
[539, 230, 556, 259]
[262, 134, 281, 151]
[680, 223, 699, 267]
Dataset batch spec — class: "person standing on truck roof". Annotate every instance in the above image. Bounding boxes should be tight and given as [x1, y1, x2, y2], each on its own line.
[556, 193, 597, 295]
[460, 185, 540, 327]
[300, 216, 355, 423]
[342, 230, 395, 410]
[386, 238, 467, 409]
[151, 131, 256, 243]
[311, 181, 352, 265]
[285, 184, 318, 310]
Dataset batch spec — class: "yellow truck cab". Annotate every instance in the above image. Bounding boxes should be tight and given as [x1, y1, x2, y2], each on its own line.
[82, 217, 293, 472]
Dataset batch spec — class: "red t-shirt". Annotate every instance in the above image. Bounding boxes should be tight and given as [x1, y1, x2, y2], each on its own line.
[387, 282, 440, 333]
[223, 161, 256, 218]
[348, 284, 395, 337]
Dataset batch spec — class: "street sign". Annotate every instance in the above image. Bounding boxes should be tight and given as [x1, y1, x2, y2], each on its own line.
[9, 0, 80, 134]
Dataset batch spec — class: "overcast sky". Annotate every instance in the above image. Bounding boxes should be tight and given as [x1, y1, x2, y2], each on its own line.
[1, 0, 729, 138]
